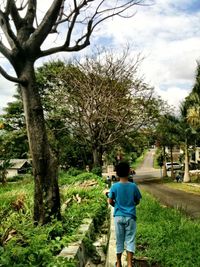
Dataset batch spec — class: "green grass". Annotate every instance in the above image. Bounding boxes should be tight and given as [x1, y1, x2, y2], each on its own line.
[137, 191, 200, 267]
[0, 172, 108, 267]
[131, 150, 148, 169]
[153, 148, 162, 169]
[164, 182, 200, 195]
[153, 155, 160, 169]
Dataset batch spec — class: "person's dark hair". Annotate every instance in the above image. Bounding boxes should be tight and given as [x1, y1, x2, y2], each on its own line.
[116, 161, 130, 178]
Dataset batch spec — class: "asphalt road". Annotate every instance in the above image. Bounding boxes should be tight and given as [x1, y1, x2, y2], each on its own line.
[134, 149, 200, 219]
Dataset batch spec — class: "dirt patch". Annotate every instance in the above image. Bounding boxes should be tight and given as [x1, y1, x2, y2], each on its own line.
[133, 257, 161, 267]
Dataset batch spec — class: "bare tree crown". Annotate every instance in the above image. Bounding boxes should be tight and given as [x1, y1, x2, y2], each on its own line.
[0, 0, 146, 83]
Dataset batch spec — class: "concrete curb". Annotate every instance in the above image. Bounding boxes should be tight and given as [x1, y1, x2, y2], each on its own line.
[59, 218, 94, 267]
[105, 207, 116, 267]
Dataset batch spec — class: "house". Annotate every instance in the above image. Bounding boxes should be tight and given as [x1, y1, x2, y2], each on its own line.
[165, 146, 182, 162]
[190, 147, 200, 169]
[0, 159, 31, 178]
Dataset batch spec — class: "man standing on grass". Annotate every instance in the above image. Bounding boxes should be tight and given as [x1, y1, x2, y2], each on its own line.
[108, 162, 142, 267]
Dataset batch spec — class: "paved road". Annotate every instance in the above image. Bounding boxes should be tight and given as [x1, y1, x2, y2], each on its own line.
[134, 149, 200, 219]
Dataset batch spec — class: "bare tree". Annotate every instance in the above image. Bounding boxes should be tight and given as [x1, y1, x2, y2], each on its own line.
[43, 50, 161, 168]
[0, 0, 146, 224]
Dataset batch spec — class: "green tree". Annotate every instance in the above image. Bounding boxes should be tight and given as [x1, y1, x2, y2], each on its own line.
[0, 92, 29, 159]
[179, 102, 197, 182]
[0, 0, 144, 224]
[156, 114, 181, 178]
[185, 63, 200, 127]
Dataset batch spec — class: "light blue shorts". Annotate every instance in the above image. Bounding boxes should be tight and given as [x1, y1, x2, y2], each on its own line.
[114, 216, 136, 254]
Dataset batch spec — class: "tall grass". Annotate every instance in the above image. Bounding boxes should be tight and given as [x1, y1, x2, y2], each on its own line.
[137, 191, 200, 266]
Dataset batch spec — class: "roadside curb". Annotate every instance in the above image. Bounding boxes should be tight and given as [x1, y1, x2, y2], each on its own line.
[105, 207, 116, 267]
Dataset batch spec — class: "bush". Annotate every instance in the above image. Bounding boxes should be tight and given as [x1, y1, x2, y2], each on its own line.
[66, 167, 83, 176]
[91, 166, 102, 176]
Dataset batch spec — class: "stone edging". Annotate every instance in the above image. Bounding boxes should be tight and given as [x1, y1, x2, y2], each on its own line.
[58, 218, 94, 267]
[105, 207, 115, 267]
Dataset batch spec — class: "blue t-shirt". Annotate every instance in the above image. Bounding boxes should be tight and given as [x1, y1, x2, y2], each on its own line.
[108, 181, 142, 219]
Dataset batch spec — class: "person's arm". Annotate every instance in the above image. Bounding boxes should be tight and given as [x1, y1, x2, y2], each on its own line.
[134, 184, 142, 205]
[107, 187, 115, 207]
[134, 198, 140, 205]
[107, 198, 115, 207]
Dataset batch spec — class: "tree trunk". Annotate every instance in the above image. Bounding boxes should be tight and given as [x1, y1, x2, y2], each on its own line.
[183, 138, 191, 183]
[162, 146, 167, 177]
[1, 170, 7, 185]
[170, 146, 175, 179]
[19, 62, 61, 225]
[93, 147, 102, 167]
[92, 146, 103, 176]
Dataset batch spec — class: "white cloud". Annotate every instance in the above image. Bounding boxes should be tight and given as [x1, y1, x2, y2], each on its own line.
[93, 0, 200, 111]
[158, 86, 190, 113]
[0, 77, 16, 113]
[0, 0, 200, 113]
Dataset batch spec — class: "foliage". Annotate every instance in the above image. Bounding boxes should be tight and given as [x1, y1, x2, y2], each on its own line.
[0, 172, 107, 266]
[91, 166, 102, 177]
[0, 159, 13, 184]
[185, 62, 200, 127]
[131, 150, 148, 169]
[66, 167, 83, 177]
[137, 191, 200, 266]
[35, 52, 165, 168]
[0, 93, 28, 160]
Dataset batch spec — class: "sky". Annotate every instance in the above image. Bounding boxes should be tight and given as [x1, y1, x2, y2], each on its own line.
[0, 0, 200, 113]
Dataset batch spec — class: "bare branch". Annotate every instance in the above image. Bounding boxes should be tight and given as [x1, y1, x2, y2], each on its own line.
[24, 0, 37, 30]
[0, 40, 12, 59]
[39, 0, 144, 58]
[27, 0, 64, 50]
[0, 10, 21, 49]
[51, 0, 65, 33]
[0, 65, 25, 84]
[18, 0, 28, 11]
[7, 0, 24, 30]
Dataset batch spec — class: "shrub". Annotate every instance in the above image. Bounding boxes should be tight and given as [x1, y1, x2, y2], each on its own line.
[91, 166, 102, 176]
[66, 167, 83, 176]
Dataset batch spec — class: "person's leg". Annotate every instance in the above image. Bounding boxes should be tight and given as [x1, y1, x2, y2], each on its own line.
[114, 217, 125, 267]
[124, 217, 136, 267]
[127, 251, 133, 267]
[116, 253, 122, 267]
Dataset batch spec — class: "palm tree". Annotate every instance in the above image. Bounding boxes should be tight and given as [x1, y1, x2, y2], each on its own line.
[179, 102, 192, 182]
[181, 62, 200, 182]
[156, 114, 181, 179]
[187, 93, 200, 126]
